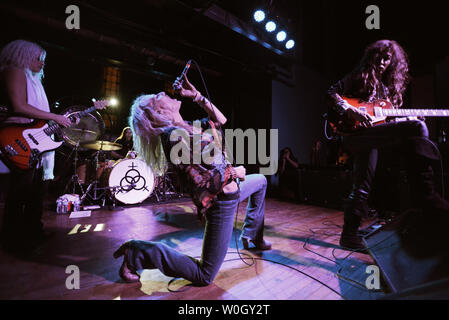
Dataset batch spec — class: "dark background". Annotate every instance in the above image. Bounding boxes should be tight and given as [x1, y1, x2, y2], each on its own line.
[1, 0, 448, 190]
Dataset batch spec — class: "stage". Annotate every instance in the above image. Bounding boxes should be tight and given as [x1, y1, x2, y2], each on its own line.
[0, 197, 383, 300]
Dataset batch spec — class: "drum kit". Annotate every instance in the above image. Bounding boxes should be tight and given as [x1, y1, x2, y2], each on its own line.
[60, 106, 182, 208]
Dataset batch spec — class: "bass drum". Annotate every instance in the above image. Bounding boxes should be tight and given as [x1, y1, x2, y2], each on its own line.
[108, 158, 155, 204]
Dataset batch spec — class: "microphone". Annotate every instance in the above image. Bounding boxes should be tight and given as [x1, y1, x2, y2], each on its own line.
[173, 59, 192, 91]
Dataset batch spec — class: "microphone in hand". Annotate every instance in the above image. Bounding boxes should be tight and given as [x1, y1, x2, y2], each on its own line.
[173, 59, 192, 92]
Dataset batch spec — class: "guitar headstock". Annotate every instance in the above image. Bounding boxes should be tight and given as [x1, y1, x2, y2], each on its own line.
[92, 99, 110, 110]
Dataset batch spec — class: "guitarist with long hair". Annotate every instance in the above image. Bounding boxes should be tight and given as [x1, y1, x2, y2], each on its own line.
[327, 39, 449, 251]
[0, 40, 72, 255]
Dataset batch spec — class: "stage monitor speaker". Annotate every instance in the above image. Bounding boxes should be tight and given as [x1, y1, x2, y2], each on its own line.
[381, 278, 449, 299]
[364, 209, 449, 295]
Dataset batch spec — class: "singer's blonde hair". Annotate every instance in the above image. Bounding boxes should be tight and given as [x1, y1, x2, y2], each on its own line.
[0, 40, 46, 81]
[129, 93, 196, 176]
[129, 94, 170, 176]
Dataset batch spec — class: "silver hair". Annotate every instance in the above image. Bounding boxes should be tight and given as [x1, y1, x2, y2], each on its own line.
[128, 94, 172, 176]
[0, 40, 45, 81]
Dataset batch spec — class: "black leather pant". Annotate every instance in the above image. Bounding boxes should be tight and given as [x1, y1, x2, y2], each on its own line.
[343, 119, 439, 217]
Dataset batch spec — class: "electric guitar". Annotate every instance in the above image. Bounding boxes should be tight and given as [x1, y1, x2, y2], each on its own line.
[0, 100, 108, 170]
[328, 97, 449, 134]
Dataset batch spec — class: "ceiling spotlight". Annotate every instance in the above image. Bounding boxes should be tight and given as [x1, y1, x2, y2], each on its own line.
[265, 21, 276, 32]
[276, 31, 287, 42]
[286, 40, 295, 49]
[253, 10, 265, 23]
[109, 97, 119, 106]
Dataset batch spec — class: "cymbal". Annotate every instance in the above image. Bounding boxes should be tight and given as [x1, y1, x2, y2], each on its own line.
[81, 141, 122, 151]
[65, 128, 96, 134]
[63, 127, 98, 145]
[64, 128, 97, 137]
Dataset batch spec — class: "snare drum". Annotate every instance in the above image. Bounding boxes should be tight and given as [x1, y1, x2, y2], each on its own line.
[107, 158, 155, 204]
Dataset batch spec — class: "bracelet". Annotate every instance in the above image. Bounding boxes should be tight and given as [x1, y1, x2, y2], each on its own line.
[194, 93, 209, 106]
[200, 96, 209, 105]
[193, 92, 202, 103]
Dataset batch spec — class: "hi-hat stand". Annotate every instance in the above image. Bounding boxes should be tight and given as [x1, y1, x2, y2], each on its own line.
[64, 139, 85, 195]
[153, 172, 183, 202]
[80, 150, 111, 207]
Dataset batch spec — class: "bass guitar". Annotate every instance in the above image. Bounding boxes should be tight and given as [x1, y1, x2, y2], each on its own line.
[328, 97, 449, 134]
[0, 100, 108, 170]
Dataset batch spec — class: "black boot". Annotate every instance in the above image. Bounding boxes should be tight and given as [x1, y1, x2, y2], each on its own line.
[339, 200, 367, 253]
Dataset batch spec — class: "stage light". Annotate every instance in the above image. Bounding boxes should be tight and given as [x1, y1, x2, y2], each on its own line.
[286, 40, 295, 49]
[276, 31, 286, 42]
[109, 97, 118, 106]
[254, 10, 265, 22]
[265, 21, 276, 32]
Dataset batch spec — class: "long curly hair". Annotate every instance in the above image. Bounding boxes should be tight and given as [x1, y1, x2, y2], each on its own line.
[354, 40, 410, 107]
[0, 39, 46, 81]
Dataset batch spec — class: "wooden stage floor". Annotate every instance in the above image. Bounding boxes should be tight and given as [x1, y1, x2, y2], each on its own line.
[0, 198, 386, 300]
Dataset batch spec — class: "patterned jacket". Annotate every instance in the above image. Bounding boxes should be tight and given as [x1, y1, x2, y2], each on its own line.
[160, 118, 234, 221]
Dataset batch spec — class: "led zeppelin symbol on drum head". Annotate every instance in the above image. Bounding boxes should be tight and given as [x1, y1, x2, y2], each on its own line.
[108, 159, 154, 204]
[119, 162, 148, 192]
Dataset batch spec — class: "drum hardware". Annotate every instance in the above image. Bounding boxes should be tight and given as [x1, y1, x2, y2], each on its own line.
[81, 140, 122, 151]
[65, 137, 181, 207]
[63, 128, 97, 143]
[107, 158, 155, 205]
[153, 172, 183, 202]
[77, 141, 123, 206]
[79, 150, 156, 207]
[64, 138, 86, 196]
[80, 150, 109, 205]
[61, 105, 105, 150]
[81, 183, 118, 208]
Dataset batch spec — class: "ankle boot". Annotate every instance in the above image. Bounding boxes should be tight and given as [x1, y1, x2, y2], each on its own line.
[241, 237, 272, 250]
[339, 201, 367, 253]
[113, 241, 140, 283]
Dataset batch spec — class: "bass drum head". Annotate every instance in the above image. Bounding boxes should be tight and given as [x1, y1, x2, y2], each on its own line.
[108, 159, 154, 204]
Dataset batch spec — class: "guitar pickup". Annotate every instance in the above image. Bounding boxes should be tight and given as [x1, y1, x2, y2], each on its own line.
[4, 145, 18, 157]
[28, 133, 39, 145]
[15, 139, 28, 152]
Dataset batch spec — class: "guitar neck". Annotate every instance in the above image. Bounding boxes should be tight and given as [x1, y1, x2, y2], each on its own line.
[44, 105, 98, 135]
[380, 108, 449, 118]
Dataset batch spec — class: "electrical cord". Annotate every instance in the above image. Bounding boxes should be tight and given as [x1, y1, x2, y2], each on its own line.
[191, 59, 212, 115]
[324, 119, 335, 141]
[231, 206, 348, 299]
[180, 60, 349, 299]
[167, 208, 348, 299]
[302, 218, 402, 294]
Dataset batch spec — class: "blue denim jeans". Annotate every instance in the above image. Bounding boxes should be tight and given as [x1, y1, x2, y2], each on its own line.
[125, 174, 267, 286]
[238, 174, 267, 242]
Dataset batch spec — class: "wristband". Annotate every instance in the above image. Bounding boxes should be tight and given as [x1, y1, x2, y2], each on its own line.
[193, 92, 202, 103]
